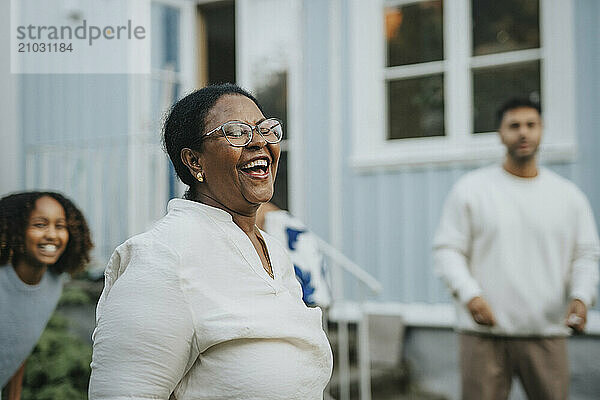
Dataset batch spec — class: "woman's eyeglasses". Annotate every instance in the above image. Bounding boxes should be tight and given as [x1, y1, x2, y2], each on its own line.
[202, 118, 283, 147]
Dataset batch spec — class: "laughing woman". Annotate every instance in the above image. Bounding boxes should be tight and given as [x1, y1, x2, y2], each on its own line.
[89, 84, 333, 400]
[0, 191, 92, 400]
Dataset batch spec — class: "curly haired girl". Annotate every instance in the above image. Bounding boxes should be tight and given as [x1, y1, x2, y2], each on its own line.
[0, 191, 93, 400]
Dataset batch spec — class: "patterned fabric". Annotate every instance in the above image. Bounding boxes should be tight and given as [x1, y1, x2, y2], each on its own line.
[264, 210, 331, 307]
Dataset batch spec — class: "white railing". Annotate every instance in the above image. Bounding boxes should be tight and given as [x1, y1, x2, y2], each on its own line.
[314, 235, 382, 400]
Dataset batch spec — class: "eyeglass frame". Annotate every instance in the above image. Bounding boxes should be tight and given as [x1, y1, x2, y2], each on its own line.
[201, 118, 283, 147]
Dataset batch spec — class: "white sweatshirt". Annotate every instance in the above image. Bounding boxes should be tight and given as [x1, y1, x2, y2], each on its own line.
[433, 165, 600, 336]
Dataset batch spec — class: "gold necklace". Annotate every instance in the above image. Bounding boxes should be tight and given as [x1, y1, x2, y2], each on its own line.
[255, 230, 274, 279]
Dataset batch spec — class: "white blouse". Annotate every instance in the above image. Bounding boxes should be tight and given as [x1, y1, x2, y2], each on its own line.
[89, 199, 333, 400]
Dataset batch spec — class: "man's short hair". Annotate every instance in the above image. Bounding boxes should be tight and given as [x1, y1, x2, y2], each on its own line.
[496, 97, 542, 128]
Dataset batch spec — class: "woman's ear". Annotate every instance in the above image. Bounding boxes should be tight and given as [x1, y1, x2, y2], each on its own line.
[180, 148, 204, 181]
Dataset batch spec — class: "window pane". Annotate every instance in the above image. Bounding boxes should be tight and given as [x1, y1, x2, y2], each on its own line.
[472, 0, 539, 56]
[473, 61, 540, 133]
[254, 70, 288, 139]
[254, 71, 288, 209]
[386, 1, 443, 67]
[271, 150, 288, 210]
[387, 75, 445, 140]
[201, 1, 236, 84]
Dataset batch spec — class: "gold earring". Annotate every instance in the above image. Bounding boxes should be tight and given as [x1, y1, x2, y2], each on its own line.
[196, 171, 204, 182]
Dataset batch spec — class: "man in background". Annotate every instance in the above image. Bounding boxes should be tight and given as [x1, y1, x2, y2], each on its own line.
[433, 98, 600, 399]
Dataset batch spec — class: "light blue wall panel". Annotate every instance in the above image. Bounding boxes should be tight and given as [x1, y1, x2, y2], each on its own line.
[302, 0, 330, 239]
[348, 173, 380, 299]
[544, 162, 575, 181]
[572, 0, 600, 310]
[22, 75, 129, 145]
[21, 74, 130, 271]
[573, 0, 600, 224]
[375, 173, 401, 300]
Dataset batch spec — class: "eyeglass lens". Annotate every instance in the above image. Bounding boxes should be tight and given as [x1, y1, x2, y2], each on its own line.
[222, 119, 283, 146]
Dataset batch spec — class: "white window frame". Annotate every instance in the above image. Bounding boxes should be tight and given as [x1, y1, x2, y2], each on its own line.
[349, 0, 576, 169]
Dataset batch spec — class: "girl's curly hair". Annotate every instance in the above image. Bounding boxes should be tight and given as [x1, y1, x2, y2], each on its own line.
[0, 191, 93, 276]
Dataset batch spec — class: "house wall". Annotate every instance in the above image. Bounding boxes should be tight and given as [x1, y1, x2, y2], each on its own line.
[572, 0, 600, 219]
[301, 0, 331, 240]
[11, 0, 600, 289]
[16, 0, 188, 270]
[1, 0, 21, 194]
[301, 1, 600, 306]
[20, 74, 130, 269]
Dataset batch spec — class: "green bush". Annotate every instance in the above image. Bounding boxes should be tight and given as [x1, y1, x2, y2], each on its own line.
[58, 286, 92, 306]
[21, 313, 92, 400]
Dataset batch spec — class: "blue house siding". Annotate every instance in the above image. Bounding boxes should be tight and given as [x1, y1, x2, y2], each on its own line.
[342, 166, 472, 303]
[17, 1, 186, 271]
[573, 0, 600, 225]
[302, 0, 600, 306]
[21, 74, 130, 269]
[301, 0, 331, 239]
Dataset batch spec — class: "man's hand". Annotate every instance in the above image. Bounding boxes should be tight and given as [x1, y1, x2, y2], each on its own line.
[566, 298, 587, 333]
[467, 296, 496, 326]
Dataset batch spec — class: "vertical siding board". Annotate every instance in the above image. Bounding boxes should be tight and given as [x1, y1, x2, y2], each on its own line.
[32, 76, 41, 146]
[21, 76, 35, 147]
[375, 172, 386, 289]
[348, 174, 379, 300]
[574, 0, 600, 227]
[573, 0, 600, 309]
[426, 167, 445, 302]
[302, 0, 330, 239]
[63, 76, 75, 142]
[376, 172, 401, 301]
[21, 73, 131, 267]
[44, 77, 53, 145]
[412, 170, 433, 302]
[55, 76, 65, 145]
[399, 171, 413, 302]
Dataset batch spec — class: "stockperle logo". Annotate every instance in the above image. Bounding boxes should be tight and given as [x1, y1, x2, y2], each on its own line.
[16, 19, 146, 47]
[11, 0, 151, 74]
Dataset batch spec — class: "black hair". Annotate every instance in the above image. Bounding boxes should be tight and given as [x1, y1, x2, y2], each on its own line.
[496, 97, 542, 128]
[0, 191, 93, 276]
[162, 83, 264, 187]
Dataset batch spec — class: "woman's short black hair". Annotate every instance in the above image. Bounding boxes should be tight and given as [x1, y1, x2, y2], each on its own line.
[496, 97, 542, 128]
[0, 191, 93, 276]
[162, 83, 264, 187]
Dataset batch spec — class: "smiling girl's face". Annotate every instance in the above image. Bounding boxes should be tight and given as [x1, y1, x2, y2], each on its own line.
[23, 196, 69, 267]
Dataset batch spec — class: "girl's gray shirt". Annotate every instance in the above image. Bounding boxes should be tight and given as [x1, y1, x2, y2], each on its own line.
[0, 264, 63, 388]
